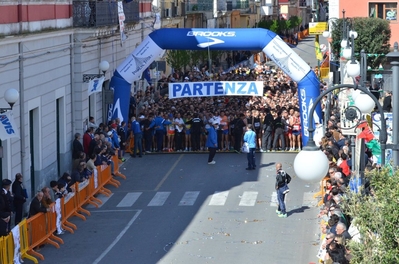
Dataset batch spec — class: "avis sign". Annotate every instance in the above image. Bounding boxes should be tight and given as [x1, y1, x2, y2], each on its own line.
[0, 112, 19, 140]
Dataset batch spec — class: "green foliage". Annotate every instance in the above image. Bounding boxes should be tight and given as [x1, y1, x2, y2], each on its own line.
[257, 16, 302, 34]
[289, 16, 302, 29]
[330, 17, 391, 68]
[342, 168, 399, 263]
[164, 50, 191, 72]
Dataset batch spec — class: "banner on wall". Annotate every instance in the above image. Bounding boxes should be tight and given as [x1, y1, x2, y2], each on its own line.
[169, 81, 263, 99]
[87, 76, 105, 96]
[117, 1, 127, 46]
[0, 111, 19, 140]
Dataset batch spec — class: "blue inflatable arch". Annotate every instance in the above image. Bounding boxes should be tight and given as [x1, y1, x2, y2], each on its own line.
[109, 28, 322, 145]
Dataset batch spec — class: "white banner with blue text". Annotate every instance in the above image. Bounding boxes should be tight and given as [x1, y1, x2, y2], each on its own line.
[0, 111, 19, 140]
[168, 81, 264, 99]
[87, 76, 105, 96]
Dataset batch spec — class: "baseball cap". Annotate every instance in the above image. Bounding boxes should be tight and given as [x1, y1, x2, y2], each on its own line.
[111, 123, 117, 129]
[139, 115, 145, 119]
[184, 77, 189, 80]
[107, 131, 113, 136]
[212, 121, 219, 125]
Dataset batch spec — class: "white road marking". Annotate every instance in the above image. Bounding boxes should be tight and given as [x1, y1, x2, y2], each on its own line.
[116, 192, 142, 207]
[179, 191, 200, 206]
[208, 191, 229, 206]
[148, 192, 171, 206]
[239, 191, 258, 206]
[92, 210, 142, 264]
[270, 191, 278, 207]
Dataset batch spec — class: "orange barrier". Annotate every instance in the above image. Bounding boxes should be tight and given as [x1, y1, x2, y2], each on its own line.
[112, 155, 126, 180]
[9, 153, 128, 262]
[25, 207, 63, 261]
[61, 192, 86, 233]
[126, 131, 134, 153]
[76, 180, 96, 215]
[19, 219, 38, 263]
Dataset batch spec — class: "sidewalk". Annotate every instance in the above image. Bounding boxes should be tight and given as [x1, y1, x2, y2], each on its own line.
[291, 35, 319, 69]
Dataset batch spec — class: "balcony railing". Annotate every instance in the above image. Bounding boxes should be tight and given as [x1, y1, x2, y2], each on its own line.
[226, 1, 250, 11]
[186, 2, 213, 12]
[73, 1, 139, 28]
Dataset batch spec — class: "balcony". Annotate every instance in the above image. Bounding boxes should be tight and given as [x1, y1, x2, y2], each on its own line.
[226, 1, 250, 11]
[73, 1, 139, 28]
[186, 2, 213, 13]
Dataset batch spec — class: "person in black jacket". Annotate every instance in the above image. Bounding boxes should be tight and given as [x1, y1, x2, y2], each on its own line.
[28, 191, 49, 218]
[261, 108, 274, 152]
[72, 133, 84, 159]
[382, 91, 392, 112]
[275, 163, 291, 218]
[0, 190, 10, 237]
[185, 113, 204, 151]
[272, 111, 286, 151]
[0, 179, 13, 231]
[12, 173, 26, 226]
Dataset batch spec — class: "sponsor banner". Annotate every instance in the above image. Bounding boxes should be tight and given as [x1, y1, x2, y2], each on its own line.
[262, 35, 311, 82]
[87, 76, 104, 96]
[297, 70, 323, 146]
[117, 1, 127, 45]
[109, 71, 130, 123]
[149, 28, 276, 51]
[0, 111, 19, 140]
[168, 81, 264, 99]
[116, 38, 164, 84]
[309, 22, 328, 35]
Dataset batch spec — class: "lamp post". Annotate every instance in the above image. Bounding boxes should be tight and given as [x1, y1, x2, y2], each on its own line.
[82, 60, 110, 83]
[293, 83, 387, 182]
[0, 88, 20, 113]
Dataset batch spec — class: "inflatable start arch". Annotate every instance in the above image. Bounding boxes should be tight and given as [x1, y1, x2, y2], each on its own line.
[109, 28, 322, 145]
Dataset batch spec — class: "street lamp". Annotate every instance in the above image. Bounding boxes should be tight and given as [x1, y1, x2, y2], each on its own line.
[82, 60, 110, 83]
[1, 88, 20, 113]
[294, 27, 388, 182]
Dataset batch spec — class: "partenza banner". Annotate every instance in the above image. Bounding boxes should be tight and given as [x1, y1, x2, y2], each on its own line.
[109, 28, 322, 145]
[169, 81, 263, 99]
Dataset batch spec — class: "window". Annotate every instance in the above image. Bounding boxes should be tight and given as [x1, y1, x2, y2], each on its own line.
[369, 2, 397, 21]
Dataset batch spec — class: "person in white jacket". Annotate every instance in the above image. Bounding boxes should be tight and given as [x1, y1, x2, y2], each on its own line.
[243, 124, 257, 170]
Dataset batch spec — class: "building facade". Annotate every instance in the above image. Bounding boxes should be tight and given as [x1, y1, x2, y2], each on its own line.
[0, 0, 313, 200]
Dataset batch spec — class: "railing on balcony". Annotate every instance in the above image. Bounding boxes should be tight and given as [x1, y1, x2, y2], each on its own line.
[226, 1, 250, 11]
[186, 2, 213, 12]
[73, 1, 139, 28]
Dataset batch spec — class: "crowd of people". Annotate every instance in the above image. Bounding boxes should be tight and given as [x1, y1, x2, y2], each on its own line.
[126, 62, 318, 157]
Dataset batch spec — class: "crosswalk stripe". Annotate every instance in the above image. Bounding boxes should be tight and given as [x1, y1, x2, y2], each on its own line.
[116, 192, 142, 207]
[239, 191, 258, 206]
[270, 191, 278, 207]
[148, 192, 171, 206]
[179, 191, 200, 206]
[208, 191, 229, 206]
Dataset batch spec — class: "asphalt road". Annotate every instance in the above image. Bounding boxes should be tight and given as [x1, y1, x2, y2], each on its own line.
[26, 152, 321, 264]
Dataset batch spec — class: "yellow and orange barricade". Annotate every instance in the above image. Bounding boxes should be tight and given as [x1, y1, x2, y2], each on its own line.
[5, 156, 125, 262]
[24, 205, 64, 261]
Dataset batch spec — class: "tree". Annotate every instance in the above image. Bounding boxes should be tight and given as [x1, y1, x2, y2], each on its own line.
[164, 50, 191, 72]
[341, 168, 399, 263]
[330, 17, 391, 68]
